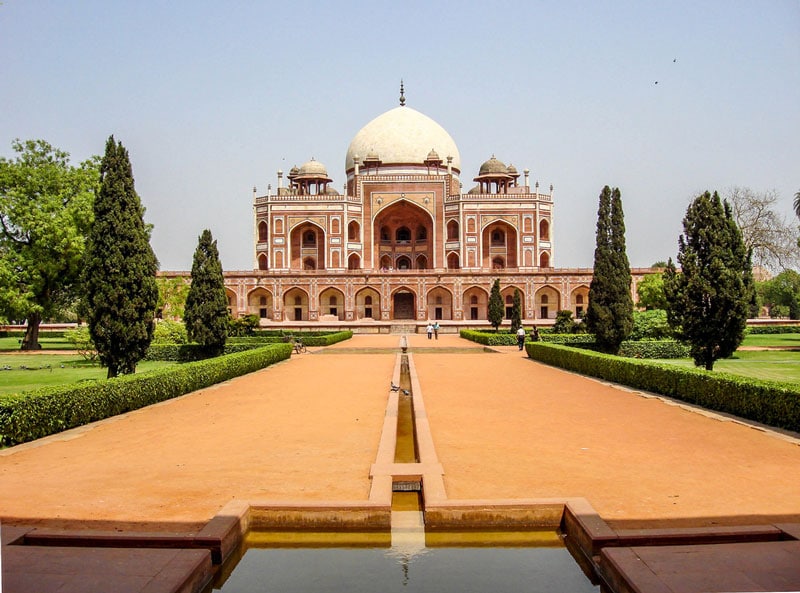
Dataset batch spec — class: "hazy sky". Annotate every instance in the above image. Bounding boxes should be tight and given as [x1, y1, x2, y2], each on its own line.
[2, 1, 798, 271]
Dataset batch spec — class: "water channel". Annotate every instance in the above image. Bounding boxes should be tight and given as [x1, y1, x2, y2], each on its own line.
[208, 342, 598, 592]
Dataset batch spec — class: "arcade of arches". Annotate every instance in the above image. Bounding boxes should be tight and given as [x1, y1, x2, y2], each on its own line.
[222, 279, 598, 323]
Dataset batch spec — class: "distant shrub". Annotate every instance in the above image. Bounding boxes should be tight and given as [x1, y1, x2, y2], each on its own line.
[630, 309, 672, 340]
[63, 326, 97, 361]
[152, 320, 188, 344]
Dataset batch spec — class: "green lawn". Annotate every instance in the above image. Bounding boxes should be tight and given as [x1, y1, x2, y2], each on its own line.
[0, 336, 75, 351]
[0, 353, 177, 396]
[741, 333, 800, 348]
[658, 349, 800, 383]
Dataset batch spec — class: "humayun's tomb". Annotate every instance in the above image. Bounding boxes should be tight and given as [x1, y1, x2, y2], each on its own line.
[174, 86, 652, 329]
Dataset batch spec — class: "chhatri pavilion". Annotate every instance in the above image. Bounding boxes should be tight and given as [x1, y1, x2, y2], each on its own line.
[218, 86, 648, 326]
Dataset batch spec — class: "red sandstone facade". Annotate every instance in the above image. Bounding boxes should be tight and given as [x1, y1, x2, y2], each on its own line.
[216, 92, 649, 325]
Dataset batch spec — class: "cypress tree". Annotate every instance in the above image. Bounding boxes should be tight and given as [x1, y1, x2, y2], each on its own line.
[664, 191, 753, 370]
[488, 278, 504, 330]
[585, 186, 633, 354]
[184, 229, 229, 354]
[83, 136, 159, 378]
[510, 288, 522, 333]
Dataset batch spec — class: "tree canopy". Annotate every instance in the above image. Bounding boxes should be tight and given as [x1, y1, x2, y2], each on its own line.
[636, 273, 668, 310]
[664, 191, 754, 370]
[0, 139, 98, 347]
[83, 136, 159, 378]
[585, 185, 633, 354]
[726, 186, 798, 272]
[758, 269, 800, 319]
[184, 229, 229, 353]
[509, 288, 522, 333]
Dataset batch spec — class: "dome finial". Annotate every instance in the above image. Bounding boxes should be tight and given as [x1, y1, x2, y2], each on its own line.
[399, 79, 406, 106]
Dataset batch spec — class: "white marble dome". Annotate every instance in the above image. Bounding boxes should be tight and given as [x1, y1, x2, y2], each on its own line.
[345, 106, 461, 173]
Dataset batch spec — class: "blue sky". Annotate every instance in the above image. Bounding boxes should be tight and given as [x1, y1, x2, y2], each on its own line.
[2, 1, 798, 271]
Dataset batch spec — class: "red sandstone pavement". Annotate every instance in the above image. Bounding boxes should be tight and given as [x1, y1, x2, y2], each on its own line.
[1, 333, 799, 531]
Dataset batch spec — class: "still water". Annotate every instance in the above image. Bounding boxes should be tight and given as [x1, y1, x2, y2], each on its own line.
[213, 543, 598, 593]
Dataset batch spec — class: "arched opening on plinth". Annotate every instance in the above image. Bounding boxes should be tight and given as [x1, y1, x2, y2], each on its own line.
[356, 287, 380, 320]
[318, 287, 345, 320]
[391, 287, 416, 320]
[284, 288, 309, 321]
[463, 286, 488, 321]
[426, 286, 453, 320]
[247, 287, 273, 320]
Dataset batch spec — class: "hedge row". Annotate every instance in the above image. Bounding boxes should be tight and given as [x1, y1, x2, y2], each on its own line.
[0, 344, 293, 447]
[145, 331, 351, 361]
[617, 340, 690, 359]
[746, 325, 800, 334]
[0, 330, 68, 339]
[525, 342, 800, 433]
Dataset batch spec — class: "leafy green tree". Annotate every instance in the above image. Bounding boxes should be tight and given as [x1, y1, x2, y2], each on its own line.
[83, 136, 159, 378]
[636, 273, 668, 310]
[184, 229, 229, 353]
[510, 288, 522, 333]
[585, 186, 634, 353]
[156, 276, 190, 320]
[664, 191, 754, 370]
[0, 139, 98, 349]
[758, 269, 800, 319]
[629, 309, 672, 340]
[488, 278, 504, 330]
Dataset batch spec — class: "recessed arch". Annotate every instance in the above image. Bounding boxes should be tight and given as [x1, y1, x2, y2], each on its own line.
[373, 200, 434, 270]
[535, 285, 561, 320]
[570, 285, 590, 319]
[247, 287, 273, 319]
[447, 251, 460, 269]
[348, 220, 360, 241]
[257, 253, 268, 270]
[283, 287, 309, 321]
[225, 288, 237, 318]
[426, 286, 453, 320]
[501, 285, 525, 320]
[391, 287, 417, 320]
[356, 287, 381, 320]
[289, 221, 326, 270]
[482, 221, 518, 269]
[319, 287, 345, 320]
[348, 253, 360, 270]
[539, 219, 550, 241]
[539, 252, 550, 268]
[447, 219, 459, 240]
[258, 220, 268, 242]
[462, 286, 488, 321]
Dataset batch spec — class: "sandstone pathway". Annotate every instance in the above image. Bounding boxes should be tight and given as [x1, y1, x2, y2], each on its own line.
[1, 333, 798, 531]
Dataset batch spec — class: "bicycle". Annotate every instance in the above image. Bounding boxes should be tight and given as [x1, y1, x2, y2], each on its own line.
[293, 339, 307, 354]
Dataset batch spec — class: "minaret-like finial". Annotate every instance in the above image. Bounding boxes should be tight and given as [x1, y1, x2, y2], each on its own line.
[399, 79, 406, 106]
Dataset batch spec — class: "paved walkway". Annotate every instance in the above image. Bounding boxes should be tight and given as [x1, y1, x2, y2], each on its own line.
[1, 334, 799, 532]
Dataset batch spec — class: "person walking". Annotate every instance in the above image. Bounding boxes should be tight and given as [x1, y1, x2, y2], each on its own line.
[426, 322, 434, 340]
[433, 321, 440, 340]
[516, 325, 526, 350]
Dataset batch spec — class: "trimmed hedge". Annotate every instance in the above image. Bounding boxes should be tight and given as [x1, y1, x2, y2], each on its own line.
[746, 325, 800, 334]
[145, 331, 352, 361]
[460, 329, 518, 346]
[617, 340, 690, 359]
[0, 330, 68, 338]
[525, 342, 800, 433]
[0, 343, 292, 447]
[461, 330, 689, 360]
